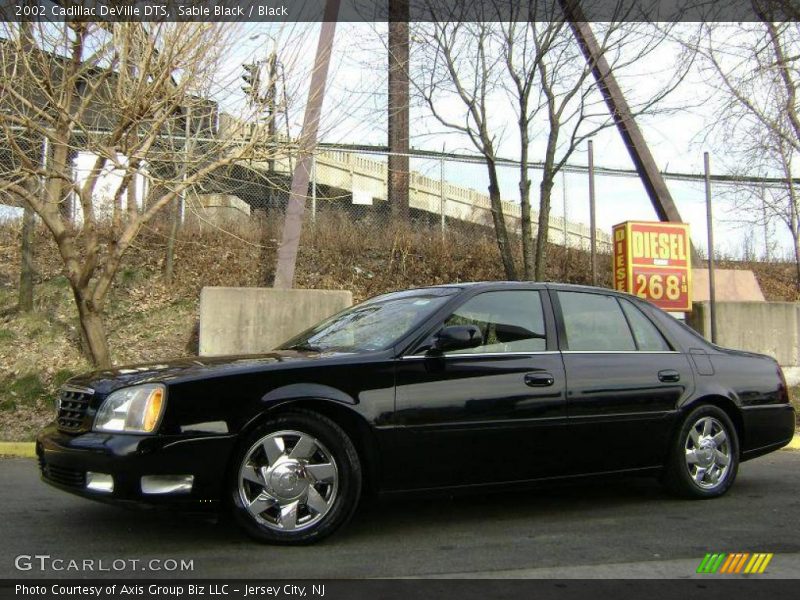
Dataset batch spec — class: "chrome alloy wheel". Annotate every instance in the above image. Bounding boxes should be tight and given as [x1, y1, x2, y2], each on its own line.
[684, 416, 732, 489]
[238, 430, 339, 532]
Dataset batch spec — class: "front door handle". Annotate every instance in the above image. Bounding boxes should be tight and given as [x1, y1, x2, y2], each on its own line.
[658, 369, 681, 383]
[525, 372, 554, 387]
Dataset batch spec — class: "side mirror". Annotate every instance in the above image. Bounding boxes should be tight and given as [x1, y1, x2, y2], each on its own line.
[431, 325, 483, 353]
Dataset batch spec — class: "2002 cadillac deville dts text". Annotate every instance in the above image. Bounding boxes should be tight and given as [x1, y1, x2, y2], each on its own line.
[37, 283, 796, 544]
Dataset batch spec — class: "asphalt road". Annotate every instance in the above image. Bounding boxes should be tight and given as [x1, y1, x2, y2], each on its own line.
[1, 452, 799, 579]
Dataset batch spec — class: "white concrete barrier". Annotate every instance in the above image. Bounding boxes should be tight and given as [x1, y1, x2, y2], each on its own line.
[687, 301, 800, 384]
[199, 287, 353, 356]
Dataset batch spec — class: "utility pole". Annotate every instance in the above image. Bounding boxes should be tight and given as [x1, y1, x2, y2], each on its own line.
[560, 0, 699, 264]
[761, 177, 770, 261]
[164, 106, 191, 283]
[388, 0, 410, 222]
[266, 52, 278, 175]
[704, 152, 718, 344]
[273, 0, 341, 288]
[244, 52, 281, 285]
[440, 154, 446, 235]
[588, 139, 597, 286]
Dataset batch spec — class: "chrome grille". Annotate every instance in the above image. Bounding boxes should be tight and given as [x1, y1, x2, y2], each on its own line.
[56, 386, 94, 432]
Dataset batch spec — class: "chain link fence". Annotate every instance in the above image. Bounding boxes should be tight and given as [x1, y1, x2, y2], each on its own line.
[3, 142, 793, 263]
[176, 146, 613, 255]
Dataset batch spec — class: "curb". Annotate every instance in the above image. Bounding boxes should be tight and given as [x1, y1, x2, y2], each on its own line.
[0, 435, 799, 458]
[0, 442, 36, 458]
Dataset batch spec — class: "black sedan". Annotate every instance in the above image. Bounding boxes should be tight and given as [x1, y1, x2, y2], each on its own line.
[37, 282, 796, 544]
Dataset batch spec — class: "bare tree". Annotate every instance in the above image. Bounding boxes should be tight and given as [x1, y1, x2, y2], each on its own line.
[686, 14, 800, 283]
[415, 6, 687, 280]
[498, 15, 553, 280]
[14, 20, 36, 313]
[508, 15, 687, 279]
[693, 16, 800, 154]
[715, 101, 800, 285]
[0, 22, 282, 368]
[763, 138, 800, 284]
[412, 20, 519, 280]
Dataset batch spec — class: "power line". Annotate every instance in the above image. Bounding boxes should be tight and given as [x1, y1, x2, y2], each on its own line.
[4, 122, 795, 188]
[314, 142, 800, 188]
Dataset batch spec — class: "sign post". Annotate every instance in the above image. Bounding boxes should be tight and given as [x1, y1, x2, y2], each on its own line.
[613, 221, 692, 312]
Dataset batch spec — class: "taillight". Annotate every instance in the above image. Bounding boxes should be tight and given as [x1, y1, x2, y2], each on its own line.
[777, 365, 791, 404]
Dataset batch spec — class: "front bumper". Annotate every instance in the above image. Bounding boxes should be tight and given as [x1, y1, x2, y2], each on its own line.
[36, 423, 238, 508]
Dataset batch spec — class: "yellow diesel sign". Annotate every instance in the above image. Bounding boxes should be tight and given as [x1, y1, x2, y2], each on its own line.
[613, 221, 692, 312]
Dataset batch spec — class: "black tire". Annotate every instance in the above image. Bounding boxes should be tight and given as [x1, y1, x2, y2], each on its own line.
[229, 410, 361, 544]
[663, 404, 739, 499]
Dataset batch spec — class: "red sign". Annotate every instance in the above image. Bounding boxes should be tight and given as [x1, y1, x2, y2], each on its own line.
[613, 221, 692, 312]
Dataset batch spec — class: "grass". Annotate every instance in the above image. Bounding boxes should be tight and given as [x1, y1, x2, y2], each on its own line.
[53, 368, 76, 389]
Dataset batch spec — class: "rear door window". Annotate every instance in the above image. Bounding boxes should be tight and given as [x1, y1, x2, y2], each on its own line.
[619, 299, 671, 351]
[558, 291, 636, 351]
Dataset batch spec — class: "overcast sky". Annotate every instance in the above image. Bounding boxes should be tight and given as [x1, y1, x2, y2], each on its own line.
[2, 20, 789, 260]
[294, 21, 790, 260]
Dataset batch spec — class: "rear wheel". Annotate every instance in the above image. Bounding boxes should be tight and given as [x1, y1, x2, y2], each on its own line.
[230, 410, 361, 544]
[663, 404, 739, 498]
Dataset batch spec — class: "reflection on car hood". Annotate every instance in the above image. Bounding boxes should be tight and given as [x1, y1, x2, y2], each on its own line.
[66, 350, 346, 395]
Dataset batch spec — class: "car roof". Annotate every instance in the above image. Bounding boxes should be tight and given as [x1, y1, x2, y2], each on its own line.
[410, 281, 633, 297]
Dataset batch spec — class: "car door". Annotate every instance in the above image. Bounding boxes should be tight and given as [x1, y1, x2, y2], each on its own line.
[552, 289, 694, 475]
[385, 289, 567, 490]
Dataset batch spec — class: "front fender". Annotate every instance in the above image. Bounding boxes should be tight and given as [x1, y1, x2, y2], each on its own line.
[234, 383, 359, 434]
[261, 383, 357, 407]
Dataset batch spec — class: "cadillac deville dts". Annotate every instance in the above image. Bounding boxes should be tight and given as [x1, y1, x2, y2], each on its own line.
[37, 283, 796, 544]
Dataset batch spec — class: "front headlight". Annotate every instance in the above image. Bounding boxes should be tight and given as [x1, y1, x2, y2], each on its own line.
[94, 384, 166, 434]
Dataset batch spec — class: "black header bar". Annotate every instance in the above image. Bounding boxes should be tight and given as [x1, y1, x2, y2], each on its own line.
[1, 0, 797, 23]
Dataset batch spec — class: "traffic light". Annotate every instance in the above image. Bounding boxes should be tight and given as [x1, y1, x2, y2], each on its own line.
[241, 63, 262, 102]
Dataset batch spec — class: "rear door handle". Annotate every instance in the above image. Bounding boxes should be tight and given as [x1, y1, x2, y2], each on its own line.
[658, 369, 681, 383]
[524, 372, 554, 387]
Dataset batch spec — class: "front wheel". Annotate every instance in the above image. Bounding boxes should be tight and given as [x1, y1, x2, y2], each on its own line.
[663, 404, 739, 499]
[230, 410, 361, 544]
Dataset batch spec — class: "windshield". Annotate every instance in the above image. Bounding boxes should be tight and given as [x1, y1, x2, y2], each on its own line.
[279, 289, 458, 353]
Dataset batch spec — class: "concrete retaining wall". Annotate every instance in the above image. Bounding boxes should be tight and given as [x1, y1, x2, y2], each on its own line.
[687, 301, 800, 384]
[199, 287, 353, 356]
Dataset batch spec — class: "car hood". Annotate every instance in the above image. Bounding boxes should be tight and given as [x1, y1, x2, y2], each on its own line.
[66, 350, 348, 395]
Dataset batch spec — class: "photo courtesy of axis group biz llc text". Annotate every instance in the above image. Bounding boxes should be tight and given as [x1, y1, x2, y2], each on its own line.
[0, 1, 799, 599]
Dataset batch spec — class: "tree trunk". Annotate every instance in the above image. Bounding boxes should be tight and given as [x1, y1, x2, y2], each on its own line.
[127, 173, 138, 218]
[487, 162, 518, 280]
[163, 198, 180, 283]
[18, 203, 35, 312]
[72, 288, 112, 369]
[519, 156, 534, 279]
[534, 175, 555, 281]
[59, 148, 75, 221]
